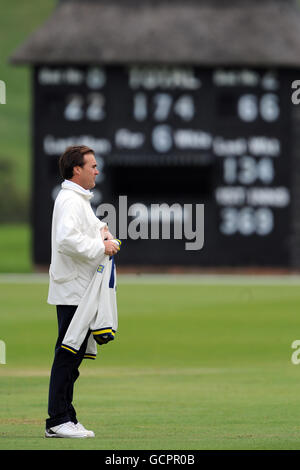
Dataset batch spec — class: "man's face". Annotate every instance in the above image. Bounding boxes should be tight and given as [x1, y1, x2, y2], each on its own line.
[77, 152, 99, 190]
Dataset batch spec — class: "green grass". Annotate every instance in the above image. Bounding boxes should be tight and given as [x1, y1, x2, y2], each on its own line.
[0, 280, 300, 449]
[0, 224, 32, 272]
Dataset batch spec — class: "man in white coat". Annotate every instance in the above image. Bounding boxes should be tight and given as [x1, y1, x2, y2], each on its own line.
[45, 145, 119, 438]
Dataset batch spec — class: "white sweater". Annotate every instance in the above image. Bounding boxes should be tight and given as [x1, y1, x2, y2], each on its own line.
[47, 180, 107, 305]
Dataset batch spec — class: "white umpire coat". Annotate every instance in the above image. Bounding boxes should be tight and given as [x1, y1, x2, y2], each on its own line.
[47, 180, 107, 306]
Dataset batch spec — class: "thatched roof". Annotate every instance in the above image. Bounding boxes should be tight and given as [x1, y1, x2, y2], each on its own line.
[9, 0, 300, 66]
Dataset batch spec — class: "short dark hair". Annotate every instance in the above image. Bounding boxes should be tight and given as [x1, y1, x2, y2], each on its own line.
[59, 145, 95, 180]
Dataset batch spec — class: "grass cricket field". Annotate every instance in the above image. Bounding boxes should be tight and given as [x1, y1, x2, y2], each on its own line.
[1, 0, 300, 452]
[0, 275, 300, 450]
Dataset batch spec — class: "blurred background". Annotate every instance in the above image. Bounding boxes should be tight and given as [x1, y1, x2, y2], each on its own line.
[1, 0, 300, 273]
[0, 0, 56, 272]
[2, 0, 300, 450]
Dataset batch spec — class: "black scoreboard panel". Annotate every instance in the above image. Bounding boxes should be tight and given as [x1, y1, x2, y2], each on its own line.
[33, 65, 292, 267]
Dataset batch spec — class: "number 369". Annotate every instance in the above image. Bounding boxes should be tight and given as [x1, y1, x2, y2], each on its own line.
[220, 207, 274, 236]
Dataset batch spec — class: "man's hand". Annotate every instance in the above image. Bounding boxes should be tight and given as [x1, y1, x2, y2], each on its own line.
[104, 240, 119, 256]
[101, 226, 114, 241]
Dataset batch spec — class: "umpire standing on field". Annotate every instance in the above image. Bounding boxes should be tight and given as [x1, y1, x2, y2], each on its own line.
[45, 145, 119, 438]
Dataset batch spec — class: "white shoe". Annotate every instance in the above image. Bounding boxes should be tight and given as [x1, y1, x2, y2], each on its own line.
[45, 421, 88, 438]
[75, 422, 95, 438]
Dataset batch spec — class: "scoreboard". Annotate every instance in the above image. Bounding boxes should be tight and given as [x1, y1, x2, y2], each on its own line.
[33, 65, 292, 267]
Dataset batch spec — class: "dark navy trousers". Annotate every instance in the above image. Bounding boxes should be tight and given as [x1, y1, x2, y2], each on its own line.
[46, 305, 90, 429]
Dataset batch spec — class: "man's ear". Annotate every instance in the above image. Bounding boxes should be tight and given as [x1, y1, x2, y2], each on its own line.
[73, 165, 81, 176]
